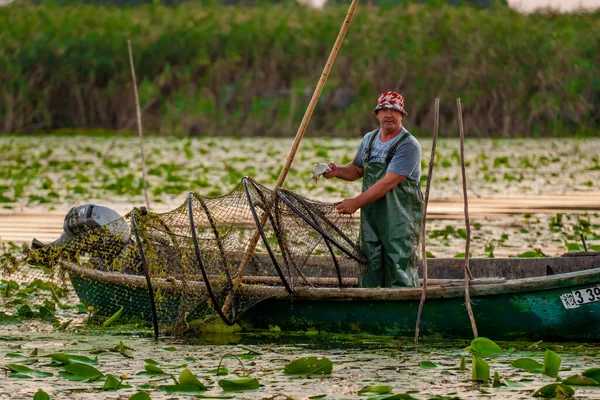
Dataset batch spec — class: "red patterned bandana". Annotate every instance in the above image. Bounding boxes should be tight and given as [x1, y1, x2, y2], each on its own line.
[373, 91, 408, 117]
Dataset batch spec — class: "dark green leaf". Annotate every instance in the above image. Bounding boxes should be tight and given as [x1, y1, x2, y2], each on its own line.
[237, 344, 262, 355]
[459, 356, 466, 370]
[357, 385, 392, 394]
[141, 364, 165, 375]
[503, 378, 525, 387]
[366, 394, 418, 400]
[562, 374, 599, 386]
[111, 341, 133, 358]
[511, 358, 542, 373]
[470, 337, 504, 357]
[208, 367, 229, 375]
[542, 350, 561, 378]
[8, 373, 32, 379]
[419, 361, 438, 369]
[533, 383, 574, 398]
[284, 356, 333, 375]
[179, 368, 208, 390]
[493, 371, 501, 387]
[129, 392, 152, 400]
[158, 384, 209, 393]
[582, 368, 600, 382]
[5, 364, 52, 378]
[103, 307, 123, 327]
[472, 356, 490, 381]
[103, 375, 120, 390]
[63, 362, 103, 380]
[33, 389, 51, 400]
[49, 353, 98, 365]
[218, 377, 260, 391]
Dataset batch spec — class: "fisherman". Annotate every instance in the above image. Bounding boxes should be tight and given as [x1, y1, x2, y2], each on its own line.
[323, 91, 423, 288]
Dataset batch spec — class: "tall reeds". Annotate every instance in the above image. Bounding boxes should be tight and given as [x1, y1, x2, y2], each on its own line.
[1, 3, 598, 136]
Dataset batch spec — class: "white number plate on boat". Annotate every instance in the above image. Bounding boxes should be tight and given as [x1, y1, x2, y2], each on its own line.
[560, 285, 600, 309]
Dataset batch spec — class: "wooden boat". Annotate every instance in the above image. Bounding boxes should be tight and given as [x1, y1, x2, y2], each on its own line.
[60, 251, 600, 341]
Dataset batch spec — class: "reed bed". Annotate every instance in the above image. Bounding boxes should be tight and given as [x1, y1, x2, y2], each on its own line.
[1, 2, 598, 136]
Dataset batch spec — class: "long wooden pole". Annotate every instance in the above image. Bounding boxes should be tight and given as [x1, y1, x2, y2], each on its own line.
[222, 0, 361, 315]
[457, 98, 478, 338]
[128, 39, 150, 211]
[414, 98, 440, 345]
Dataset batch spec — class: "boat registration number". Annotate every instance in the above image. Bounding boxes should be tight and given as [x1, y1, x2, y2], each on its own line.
[560, 286, 600, 309]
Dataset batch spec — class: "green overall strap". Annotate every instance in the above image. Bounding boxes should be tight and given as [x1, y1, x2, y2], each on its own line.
[364, 129, 409, 164]
[363, 129, 380, 164]
[384, 130, 410, 165]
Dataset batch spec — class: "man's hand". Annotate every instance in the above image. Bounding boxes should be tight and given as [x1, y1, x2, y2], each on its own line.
[336, 198, 360, 214]
[322, 161, 337, 179]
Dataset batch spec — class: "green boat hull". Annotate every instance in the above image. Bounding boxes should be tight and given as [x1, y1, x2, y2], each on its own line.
[239, 285, 600, 341]
[69, 262, 600, 341]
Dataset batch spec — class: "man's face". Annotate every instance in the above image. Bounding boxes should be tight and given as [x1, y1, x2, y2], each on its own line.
[376, 108, 403, 133]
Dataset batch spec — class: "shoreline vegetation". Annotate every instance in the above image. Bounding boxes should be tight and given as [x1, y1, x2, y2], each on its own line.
[1, 2, 598, 137]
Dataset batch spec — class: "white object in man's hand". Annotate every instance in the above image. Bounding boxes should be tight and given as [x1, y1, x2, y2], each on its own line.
[311, 163, 333, 185]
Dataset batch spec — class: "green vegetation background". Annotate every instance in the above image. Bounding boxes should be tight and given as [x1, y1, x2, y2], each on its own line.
[1, 1, 598, 137]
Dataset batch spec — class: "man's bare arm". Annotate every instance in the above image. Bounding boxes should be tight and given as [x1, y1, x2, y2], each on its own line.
[336, 172, 407, 214]
[323, 162, 364, 182]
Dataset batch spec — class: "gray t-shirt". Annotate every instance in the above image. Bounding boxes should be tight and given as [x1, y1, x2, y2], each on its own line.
[352, 128, 421, 181]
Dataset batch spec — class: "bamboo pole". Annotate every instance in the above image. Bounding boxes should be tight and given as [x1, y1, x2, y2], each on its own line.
[414, 98, 440, 345]
[222, 0, 361, 316]
[457, 98, 478, 338]
[127, 40, 150, 211]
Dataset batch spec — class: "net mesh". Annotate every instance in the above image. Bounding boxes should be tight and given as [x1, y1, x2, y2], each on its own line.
[7, 177, 367, 336]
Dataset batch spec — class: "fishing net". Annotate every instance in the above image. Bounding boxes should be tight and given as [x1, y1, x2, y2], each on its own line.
[6, 177, 366, 336]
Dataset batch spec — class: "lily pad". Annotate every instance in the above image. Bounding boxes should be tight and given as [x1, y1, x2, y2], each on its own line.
[179, 368, 208, 390]
[511, 358, 543, 373]
[561, 374, 599, 386]
[284, 356, 333, 376]
[237, 344, 262, 355]
[129, 392, 152, 400]
[49, 353, 98, 365]
[470, 337, 504, 357]
[218, 377, 260, 391]
[419, 361, 438, 369]
[542, 350, 561, 378]
[582, 368, 600, 382]
[103, 374, 132, 390]
[5, 364, 53, 378]
[472, 356, 490, 381]
[208, 367, 229, 375]
[59, 362, 103, 381]
[33, 390, 51, 400]
[533, 383, 574, 398]
[158, 384, 209, 393]
[357, 385, 393, 394]
[366, 394, 418, 400]
[137, 364, 165, 376]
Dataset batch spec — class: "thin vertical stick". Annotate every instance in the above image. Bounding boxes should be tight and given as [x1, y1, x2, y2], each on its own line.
[580, 233, 588, 252]
[414, 98, 440, 345]
[457, 98, 478, 339]
[128, 39, 150, 211]
[222, 0, 360, 316]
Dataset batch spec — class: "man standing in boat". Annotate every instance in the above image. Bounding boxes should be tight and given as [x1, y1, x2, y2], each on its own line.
[323, 91, 423, 288]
